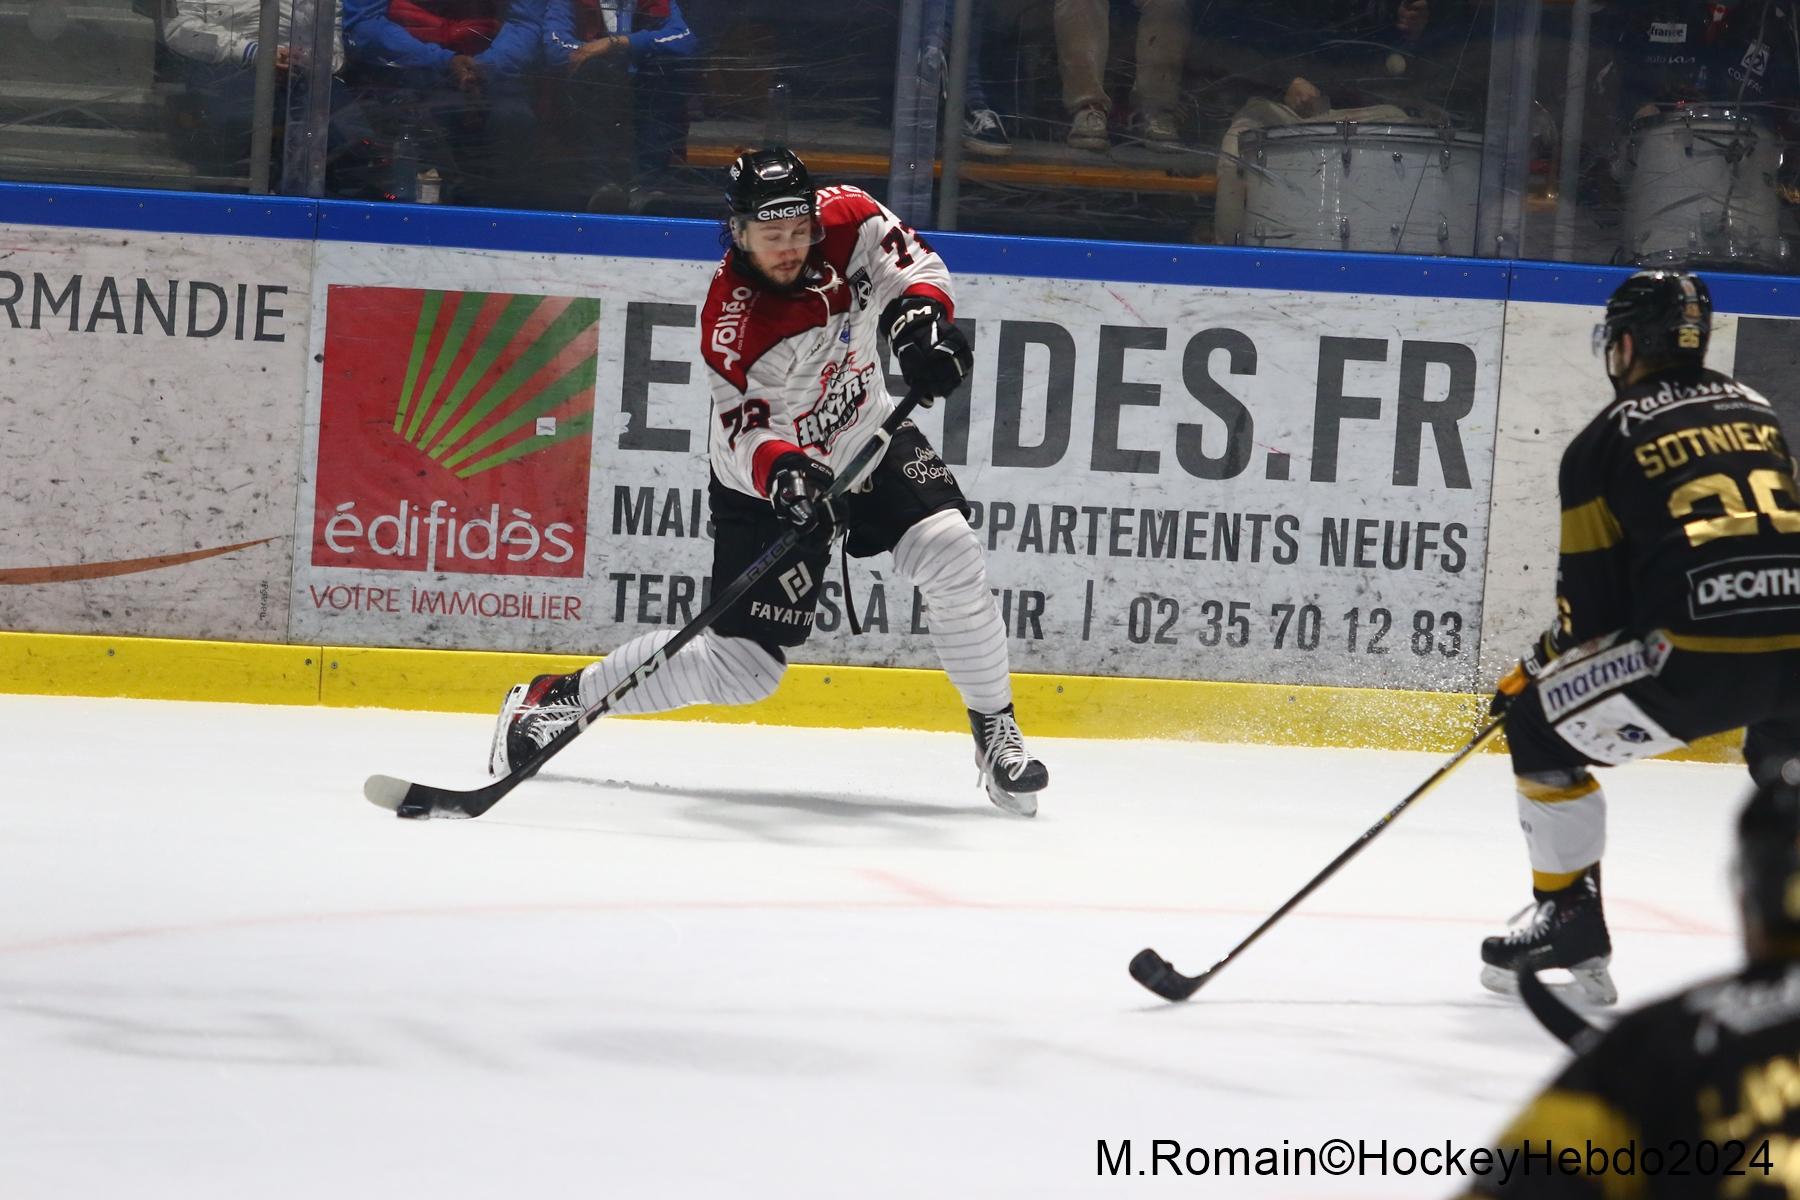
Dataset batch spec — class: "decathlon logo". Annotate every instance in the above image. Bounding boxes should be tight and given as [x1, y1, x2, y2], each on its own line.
[1540, 641, 1656, 722]
[779, 562, 813, 604]
[1688, 556, 1800, 620]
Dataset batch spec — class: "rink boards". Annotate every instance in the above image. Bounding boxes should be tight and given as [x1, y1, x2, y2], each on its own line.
[2, 183, 1796, 756]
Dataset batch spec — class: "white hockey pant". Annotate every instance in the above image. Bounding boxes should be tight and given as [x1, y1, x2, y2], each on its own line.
[576, 628, 784, 715]
[891, 509, 1013, 715]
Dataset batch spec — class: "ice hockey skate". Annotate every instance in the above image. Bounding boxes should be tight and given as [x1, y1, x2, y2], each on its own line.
[489, 672, 585, 778]
[1479, 868, 1616, 1005]
[970, 705, 1048, 817]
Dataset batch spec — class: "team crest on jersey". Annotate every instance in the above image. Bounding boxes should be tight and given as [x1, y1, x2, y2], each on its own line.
[796, 352, 876, 451]
[848, 268, 874, 311]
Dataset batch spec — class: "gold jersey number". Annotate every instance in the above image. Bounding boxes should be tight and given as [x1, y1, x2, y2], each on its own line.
[1669, 469, 1800, 546]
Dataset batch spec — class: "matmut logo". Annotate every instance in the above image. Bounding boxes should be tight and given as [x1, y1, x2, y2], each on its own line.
[312, 285, 599, 578]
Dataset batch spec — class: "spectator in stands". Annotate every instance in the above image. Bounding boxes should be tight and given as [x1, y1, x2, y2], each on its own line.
[924, 0, 1010, 158]
[1591, 0, 1800, 268]
[541, 0, 696, 210]
[1605, 0, 1800, 124]
[1202, 0, 1476, 244]
[161, 1, 373, 191]
[1054, 0, 1192, 153]
[342, 0, 543, 205]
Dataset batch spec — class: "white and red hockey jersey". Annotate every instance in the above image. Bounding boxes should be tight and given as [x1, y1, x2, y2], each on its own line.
[698, 185, 954, 501]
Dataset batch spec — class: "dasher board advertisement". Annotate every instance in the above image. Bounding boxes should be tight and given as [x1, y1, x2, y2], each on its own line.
[292, 241, 1500, 692]
[0, 223, 308, 642]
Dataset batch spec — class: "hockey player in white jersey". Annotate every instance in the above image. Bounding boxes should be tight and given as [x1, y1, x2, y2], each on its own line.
[489, 146, 1050, 816]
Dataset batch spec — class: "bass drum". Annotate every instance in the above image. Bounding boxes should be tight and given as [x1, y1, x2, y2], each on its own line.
[1623, 105, 1789, 272]
[1235, 122, 1483, 255]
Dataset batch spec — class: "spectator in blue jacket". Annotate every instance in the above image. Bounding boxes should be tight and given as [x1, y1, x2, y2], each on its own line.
[342, 0, 544, 205]
[542, 0, 695, 210]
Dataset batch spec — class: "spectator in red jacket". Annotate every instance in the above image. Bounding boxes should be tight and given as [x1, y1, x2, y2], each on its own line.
[343, 0, 544, 205]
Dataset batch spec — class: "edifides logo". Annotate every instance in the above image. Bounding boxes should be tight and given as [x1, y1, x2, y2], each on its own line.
[311, 286, 598, 579]
[320, 501, 577, 572]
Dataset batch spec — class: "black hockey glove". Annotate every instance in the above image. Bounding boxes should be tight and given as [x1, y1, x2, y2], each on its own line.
[882, 296, 971, 404]
[1487, 637, 1557, 717]
[767, 452, 837, 530]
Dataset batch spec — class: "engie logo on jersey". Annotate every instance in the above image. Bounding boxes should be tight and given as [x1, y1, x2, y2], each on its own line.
[310, 285, 598, 578]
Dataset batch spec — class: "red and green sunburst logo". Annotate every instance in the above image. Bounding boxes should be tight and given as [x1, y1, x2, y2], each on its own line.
[311, 285, 599, 578]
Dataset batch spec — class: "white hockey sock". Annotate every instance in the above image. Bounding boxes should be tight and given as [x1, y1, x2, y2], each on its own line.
[576, 628, 785, 715]
[892, 508, 1013, 714]
[1516, 771, 1607, 887]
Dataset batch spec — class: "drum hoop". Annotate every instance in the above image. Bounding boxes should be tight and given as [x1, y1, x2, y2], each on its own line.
[1244, 123, 1481, 148]
[1628, 105, 1770, 134]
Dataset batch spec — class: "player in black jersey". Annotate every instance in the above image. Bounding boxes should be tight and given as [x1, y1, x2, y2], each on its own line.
[1481, 270, 1800, 1005]
[1462, 767, 1800, 1198]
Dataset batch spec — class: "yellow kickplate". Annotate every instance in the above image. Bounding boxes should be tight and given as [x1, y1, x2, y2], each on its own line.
[318, 644, 594, 713]
[0, 630, 1750, 763]
[0, 630, 321, 705]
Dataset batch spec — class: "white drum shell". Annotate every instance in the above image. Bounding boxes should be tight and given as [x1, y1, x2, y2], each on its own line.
[1237, 123, 1483, 256]
[1623, 107, 1788, 270]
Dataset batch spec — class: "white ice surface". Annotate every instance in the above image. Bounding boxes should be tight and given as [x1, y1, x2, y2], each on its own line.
[0, 695, 1747, 1198]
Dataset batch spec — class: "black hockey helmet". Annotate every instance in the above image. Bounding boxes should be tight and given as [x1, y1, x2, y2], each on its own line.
[1592, 269, 1712, 363]
[1736, 761, 1800, 952]
[725, 146, 816, 225]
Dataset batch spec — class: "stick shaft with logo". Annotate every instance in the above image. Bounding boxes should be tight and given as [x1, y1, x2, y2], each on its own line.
[362, 390, 930, 820]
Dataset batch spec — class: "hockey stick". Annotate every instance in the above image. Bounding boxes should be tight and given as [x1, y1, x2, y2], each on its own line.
[1517, 966, 1603, 1053]
[363, 389, 929, 820]
[1130, 716, 1507, 1002]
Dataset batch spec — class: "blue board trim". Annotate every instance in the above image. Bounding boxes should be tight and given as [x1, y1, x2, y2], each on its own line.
[930, 231, 1509, 299]
[4, 179, 1798, 313]
[0, 181, 317, 240]
[314, 201, 725, 261]
[1510, 261, 1800, 319]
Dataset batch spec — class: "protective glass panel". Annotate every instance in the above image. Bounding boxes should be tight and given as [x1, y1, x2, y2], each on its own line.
[932, 0, 1498, 250]
[0, 0, 299, 192]
[0, 0, 1519, 262]
[1524, 0, 1800, 272]
[293, 0, 901, 209]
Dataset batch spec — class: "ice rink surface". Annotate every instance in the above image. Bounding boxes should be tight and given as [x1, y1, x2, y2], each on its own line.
[0, 694, 1750, 1198]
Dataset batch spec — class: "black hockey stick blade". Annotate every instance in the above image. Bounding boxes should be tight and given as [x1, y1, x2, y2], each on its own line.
[1129, 717, 1505, 1003]
[361, 390, 928, 822]
[1129, 948, 1206, 1002]
[1517, 966, 1603, 1052]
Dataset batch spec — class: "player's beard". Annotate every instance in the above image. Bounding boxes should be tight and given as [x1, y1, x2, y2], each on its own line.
[733, 246, 814, 295]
